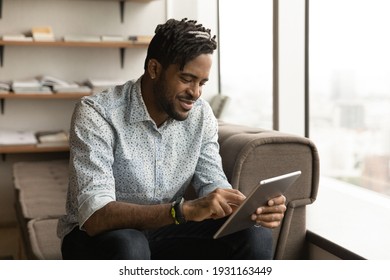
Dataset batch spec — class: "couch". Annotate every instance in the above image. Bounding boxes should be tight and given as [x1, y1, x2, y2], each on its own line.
[13, 122, 319, 260]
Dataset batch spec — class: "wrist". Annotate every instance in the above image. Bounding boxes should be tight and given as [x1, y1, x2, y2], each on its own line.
[170, 197, 187, 224]
[181, 200, 191, 222]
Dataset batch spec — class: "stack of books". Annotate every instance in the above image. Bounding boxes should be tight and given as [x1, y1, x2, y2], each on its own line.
[0, 130, 37, 146]
[84, 79, 127, 94]
[101, 35, 124, 42]
[11, 79, 52, 94]
[64, 35, 127, 43]
[1, 34, 33, 41]
[35, 130, 69, 147]
[32, 26, 55, 41]
[38, 75, 91, 94]
[0, 81, 11, 93]
[63, 34, 101, 42]
[0, 129, 70, 147]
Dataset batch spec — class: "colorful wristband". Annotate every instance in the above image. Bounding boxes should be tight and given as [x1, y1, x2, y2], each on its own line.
[170, 197, 186, 224]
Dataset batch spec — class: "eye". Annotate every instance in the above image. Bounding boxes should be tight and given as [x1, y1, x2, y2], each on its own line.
[180, 76, 192, 83]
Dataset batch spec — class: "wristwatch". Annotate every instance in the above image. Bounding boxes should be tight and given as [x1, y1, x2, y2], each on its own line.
[170, 197, 187, 224]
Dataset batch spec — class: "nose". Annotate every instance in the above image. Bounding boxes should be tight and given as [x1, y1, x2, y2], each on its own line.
[188, 83, 202, 100]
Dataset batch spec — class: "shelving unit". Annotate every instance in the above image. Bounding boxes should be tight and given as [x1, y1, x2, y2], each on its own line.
[0, 0, 157, 157]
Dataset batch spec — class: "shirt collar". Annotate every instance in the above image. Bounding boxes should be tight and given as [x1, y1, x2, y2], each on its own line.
[128, 76, 153, 124]
[128, 76, 177, 130]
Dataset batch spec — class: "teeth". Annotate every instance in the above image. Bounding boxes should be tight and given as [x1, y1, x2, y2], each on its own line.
[180, 100, 193, 110]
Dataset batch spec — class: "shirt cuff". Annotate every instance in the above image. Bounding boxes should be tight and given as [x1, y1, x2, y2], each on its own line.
[78, 193, 114, 229]
[197, 180, 232, 197]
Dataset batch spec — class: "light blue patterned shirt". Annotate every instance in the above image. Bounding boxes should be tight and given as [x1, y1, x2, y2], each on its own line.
[57, 77, 231, 239]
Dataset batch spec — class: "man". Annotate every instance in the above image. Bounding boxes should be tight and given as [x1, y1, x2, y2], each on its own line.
[57, 18, 286, 260]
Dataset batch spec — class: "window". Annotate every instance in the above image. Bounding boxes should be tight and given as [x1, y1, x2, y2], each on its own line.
[309, 0, 390, 197]
[218, 0, 273, 129]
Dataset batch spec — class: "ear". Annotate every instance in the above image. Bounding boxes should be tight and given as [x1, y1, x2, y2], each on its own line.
[147, 59, 162, 80]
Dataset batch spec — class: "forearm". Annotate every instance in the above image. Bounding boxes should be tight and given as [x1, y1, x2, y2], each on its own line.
[83, 201, 173, 236]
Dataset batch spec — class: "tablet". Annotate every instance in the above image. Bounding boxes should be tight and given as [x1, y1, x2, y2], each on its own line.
[213, 170, 301, 239]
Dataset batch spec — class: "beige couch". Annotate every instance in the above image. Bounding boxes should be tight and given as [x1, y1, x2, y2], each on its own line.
[13, 122, 319, 260]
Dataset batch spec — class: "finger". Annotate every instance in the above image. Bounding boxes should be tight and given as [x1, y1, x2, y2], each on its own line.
[210, 201, 231, 219]
[252, 213, 285, 228]
[259, 220, 282, 229]
[261, 213, 285, 222]
[268, 195, 286, 206]
[255, 203, 287, 216]
[213, 188, 246, 206]
[262, 205, 287, 215]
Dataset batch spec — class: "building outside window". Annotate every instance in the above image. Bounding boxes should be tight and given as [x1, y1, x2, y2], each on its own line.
[309, 0, 390, 196]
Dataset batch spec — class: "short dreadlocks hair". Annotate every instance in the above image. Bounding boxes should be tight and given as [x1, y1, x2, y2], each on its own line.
[144, 18, 217, 71]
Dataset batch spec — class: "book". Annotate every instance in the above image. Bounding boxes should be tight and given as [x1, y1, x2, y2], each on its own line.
[35, 130, 69, 147]
[53, 85, 92, 94]
[12, 87, 52, 94]
[12, 78, 52, 94]
[38, 75, 70, 87]
[32, 26, 55, 41]
[0, 81, 11, 93]
[0, 130, 37, 146]
[101, 35, 124, 42]
[1, 34, 33, 41]
[36, 141, 69, 148]
[84, 79, 126, 94]
[36, 130, 68, 142]
[63, 34, 101, 42]
[37, 75, 92, 94]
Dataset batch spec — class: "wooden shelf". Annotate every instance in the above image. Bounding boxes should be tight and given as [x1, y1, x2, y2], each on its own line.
[0, 144, 69, 154]
[0, 92, 90, 114]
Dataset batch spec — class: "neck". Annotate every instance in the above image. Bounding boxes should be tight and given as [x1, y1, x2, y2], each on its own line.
[140, 74, 169, 127]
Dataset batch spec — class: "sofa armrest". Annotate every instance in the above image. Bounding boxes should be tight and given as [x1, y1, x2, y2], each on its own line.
[217, 122, 320, 259]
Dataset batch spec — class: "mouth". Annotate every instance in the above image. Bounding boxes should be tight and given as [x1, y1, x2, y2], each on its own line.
[178, 98, 195, 111]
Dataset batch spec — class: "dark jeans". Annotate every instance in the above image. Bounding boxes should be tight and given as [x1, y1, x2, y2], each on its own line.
[61, 218, 273, 260]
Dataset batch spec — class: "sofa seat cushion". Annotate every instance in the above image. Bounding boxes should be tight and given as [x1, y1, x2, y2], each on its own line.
[13, 160, 68, 219]
[27, 218, 62, 260]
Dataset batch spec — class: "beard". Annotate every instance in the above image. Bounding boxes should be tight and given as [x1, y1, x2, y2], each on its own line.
[152, 75, 191, 122]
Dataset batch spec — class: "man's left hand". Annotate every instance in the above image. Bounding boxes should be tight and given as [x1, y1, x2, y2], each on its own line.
[251, 195, 287, 229]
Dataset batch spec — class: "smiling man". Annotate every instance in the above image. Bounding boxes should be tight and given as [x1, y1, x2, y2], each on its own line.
[57, 18, 286, 260]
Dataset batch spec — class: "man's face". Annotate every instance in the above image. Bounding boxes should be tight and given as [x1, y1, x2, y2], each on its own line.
[152, 54, 212, 121]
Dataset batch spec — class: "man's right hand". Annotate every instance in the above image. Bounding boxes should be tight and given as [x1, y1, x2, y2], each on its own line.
[182, 188, 246, 222]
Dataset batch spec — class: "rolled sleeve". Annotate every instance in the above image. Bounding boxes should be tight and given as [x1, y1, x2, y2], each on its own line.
[78, 192, 114, 229]
[70, 98, 117, 228]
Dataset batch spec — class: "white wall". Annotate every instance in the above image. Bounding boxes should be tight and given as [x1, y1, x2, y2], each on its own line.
[278, 0, 306, 136]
